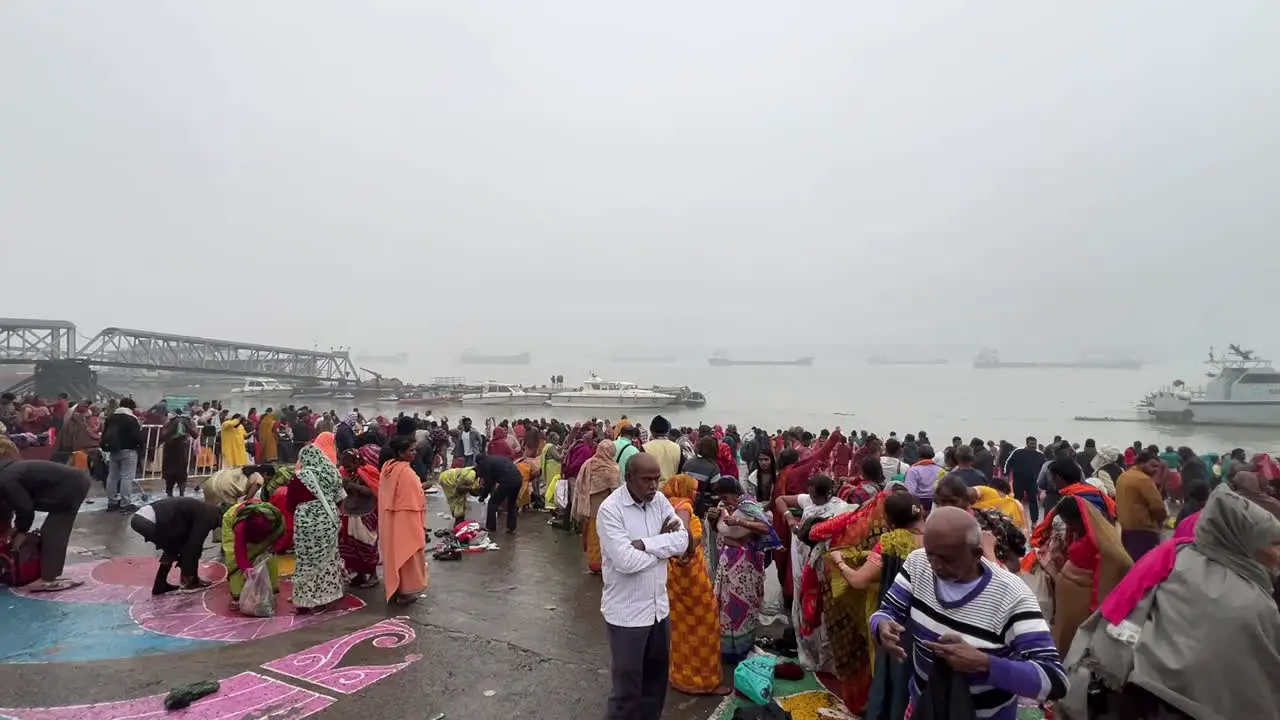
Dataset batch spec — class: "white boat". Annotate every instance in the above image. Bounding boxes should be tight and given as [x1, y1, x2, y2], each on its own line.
[1142, 345, 1280, 426]
[460, 381, 551, 406]
[333, 391, 356, 400]
[546, 376, 676, 409]
[377, 394, 400, 403]
[229, 377, 295, 399]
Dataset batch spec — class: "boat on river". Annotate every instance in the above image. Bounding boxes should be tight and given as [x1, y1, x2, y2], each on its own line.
[1141, 345, 1280, 426]
[546, 376, 676, 409]
[460, 381, 551, 406]
[708, 352, 813, 367]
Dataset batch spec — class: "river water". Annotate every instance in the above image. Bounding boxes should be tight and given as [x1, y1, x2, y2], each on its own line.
[127, 358, 1280, 455]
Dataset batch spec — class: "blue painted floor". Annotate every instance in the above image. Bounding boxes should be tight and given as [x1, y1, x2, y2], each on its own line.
[0, 591, 216, 663]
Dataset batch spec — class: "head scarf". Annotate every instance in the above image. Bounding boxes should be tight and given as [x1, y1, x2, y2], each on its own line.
[358, 443, 381, 468]
[342, 411, 360, 429]
[716, 441, 739, 478]
[661, 474, 701, 542]
[312, 432, 338, 464]
[297, 443, 343, 521]
[487, 427, 515, 459]
[1227, 471, 1280, 519]
[572, 440, 621, 519]
[1092, 445, 1120, 472]
[1195, 486, 1280, 593]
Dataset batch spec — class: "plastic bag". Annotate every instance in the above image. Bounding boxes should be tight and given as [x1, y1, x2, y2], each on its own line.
[734, 653, 777, 705]
[554, 473, 570, 510]
[239, 556, 275, 617]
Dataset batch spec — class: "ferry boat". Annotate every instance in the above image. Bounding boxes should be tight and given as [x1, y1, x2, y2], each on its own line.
[546, 376, 676, 409]
[460, 381, 551, 406]
[1142, 345, 1280, 426]
[707, 352, 813, 367]
[229, 377, 295, 399]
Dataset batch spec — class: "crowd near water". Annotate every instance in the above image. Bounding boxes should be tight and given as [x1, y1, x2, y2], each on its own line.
[2, 392, 1279, 719]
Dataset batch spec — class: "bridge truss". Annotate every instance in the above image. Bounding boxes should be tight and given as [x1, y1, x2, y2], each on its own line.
[75, 327, 363, 384]
[0, 318, 78, 363]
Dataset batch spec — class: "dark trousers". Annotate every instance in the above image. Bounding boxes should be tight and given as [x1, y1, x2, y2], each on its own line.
[606, 618, 670, 720]
[1017, 484, 1039, 523]
[485, 480, 520, 532]
[40, 474, 90, 582]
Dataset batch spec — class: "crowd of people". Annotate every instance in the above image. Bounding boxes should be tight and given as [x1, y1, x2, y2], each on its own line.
[3, 394, 1280, 719]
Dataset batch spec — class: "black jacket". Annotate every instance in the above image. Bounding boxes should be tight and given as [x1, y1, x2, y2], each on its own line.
[972, 448, 995, 481]
[474, 455, 522, 498]
[1180, 457, 1210, 486]
[140, 497, 221, 557]
[0, 459, 92, 532]
[1004, 447, 1047, 488]
[101, 411, 144, 452]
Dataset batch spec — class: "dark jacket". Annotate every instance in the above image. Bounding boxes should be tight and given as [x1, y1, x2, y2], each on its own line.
[140, 497, 222, 557]
[335, 424, 358, 456]
[682, 456, 721, 517]
[1180, 456, 1210, 486]
[902, 441, 920, 465]
[100, 410, 144, 452]
[453, 429, 484, 459]
[972, 448, 995, 481]
[474, 454, 522, 497]
[1004, 447, 1047, 489]
[0, 459, 92, 533]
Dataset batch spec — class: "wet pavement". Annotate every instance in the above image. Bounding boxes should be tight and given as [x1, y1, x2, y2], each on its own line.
[0, 486, 728, 720]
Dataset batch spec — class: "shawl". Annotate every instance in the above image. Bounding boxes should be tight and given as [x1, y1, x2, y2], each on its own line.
[487, 428, 516, 460]
[297, 444, 343, 521]
[341, 411, 360, 430]
[726, 498, 783, 552]
[661, 474, 703, 544]
[716, 441, 738, 478]
[1120, 488, 1280, 719]
[355, 444, 383, 494]
[312, 432, 338, 464]
[1228, 471, 1280, 519]
[810, 489, 889, 551]
[1028, 482, 1116, 548]
[572, 440, 620, 519]
[563, 438, 595, 479]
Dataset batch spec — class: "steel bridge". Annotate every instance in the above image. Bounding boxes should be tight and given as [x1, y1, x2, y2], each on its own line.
[0, 319, 363, 386]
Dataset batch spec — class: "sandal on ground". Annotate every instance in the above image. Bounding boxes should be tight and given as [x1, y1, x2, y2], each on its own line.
[28, 579, 84, 593]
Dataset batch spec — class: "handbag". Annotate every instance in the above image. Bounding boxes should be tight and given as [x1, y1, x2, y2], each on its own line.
[0, 530, 41, 587]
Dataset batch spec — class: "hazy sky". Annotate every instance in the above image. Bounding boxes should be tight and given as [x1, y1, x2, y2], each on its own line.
[3, 2, 1278, 356]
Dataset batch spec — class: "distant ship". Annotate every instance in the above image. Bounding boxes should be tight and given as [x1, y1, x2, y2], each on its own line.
[708, 354, 814, 367]
[361, 352, 409, 364]
[612, 353, 679, 364]
[868, 356, 949, 366]
[459, 350, 531, 366]
[973, 348, 1141, 370]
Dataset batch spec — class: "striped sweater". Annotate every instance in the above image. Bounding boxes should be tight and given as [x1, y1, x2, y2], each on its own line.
[869, 550, 1067, 719]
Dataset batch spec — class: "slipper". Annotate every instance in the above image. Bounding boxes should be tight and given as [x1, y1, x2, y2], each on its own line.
[29, 579, 84, 593]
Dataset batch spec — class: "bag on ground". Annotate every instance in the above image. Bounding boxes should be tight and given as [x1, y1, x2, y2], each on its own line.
[734, 653, 777, 705]
[0, 530, 42, 587]
[239, 555, 276, 617]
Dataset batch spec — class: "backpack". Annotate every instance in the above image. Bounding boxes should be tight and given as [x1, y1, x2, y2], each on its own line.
[0, 530, 42, 587]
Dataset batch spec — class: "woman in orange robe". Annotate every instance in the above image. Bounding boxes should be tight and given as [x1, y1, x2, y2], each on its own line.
[378, 436, 428, 605]
[661, 474, 728, 696]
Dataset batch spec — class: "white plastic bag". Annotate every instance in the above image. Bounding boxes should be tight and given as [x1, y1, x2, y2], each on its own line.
[239, 556, 275, 618]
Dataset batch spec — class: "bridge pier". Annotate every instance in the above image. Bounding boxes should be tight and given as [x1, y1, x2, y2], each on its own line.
[3, 359, 122, 402]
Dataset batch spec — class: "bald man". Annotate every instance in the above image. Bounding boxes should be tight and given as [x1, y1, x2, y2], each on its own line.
[596, 452, 688, 720]
[869, 507, 1066, 720]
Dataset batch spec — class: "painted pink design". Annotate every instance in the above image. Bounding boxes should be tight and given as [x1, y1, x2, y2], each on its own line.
[0, 671, 333, 720]
[260, 616, 420, 694]
[13, 557, 364, 643]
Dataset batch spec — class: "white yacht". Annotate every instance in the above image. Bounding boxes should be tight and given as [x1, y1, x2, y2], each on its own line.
[229, 377, 295, 399]
[460, 381, 551, 406]
[1142, 345, 1280, 426]
[546, 376, 676, 409]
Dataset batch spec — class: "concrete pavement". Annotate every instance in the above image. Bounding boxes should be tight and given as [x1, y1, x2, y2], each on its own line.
[0, 490, 727, 719]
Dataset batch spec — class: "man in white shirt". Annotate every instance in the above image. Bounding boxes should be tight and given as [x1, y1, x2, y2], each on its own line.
[596, 453, 689, 720]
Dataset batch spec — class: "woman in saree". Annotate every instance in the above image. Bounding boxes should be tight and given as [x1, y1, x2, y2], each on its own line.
[256, 409, 278, 463]
[263, 464, 296, 553]
[807, 486, 893, 715]
[775, 474, 850, 672]
[661, 474, 729, 696]
[337, 445, 381, 589]
[288, 444, 347, 613]
[221, 415, 249, 467]
[1041, 493, 1132, 652]
[830, 490, 923, 720]
[708, 476, 782, 662]
[438, 466, 479, 525]
[572, 439, 620, 574]
[312, 431, 338, 464]
[221, 500, 286, 607]
[771, 428, 842, 609]
[380, 436, 428, 605]
[538, 432, 562, 510]
[487, 426, 516, 460]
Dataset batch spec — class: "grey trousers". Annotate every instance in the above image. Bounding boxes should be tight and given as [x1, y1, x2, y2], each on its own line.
[40, 474, 90, 581]
[606, 618, 670, 720]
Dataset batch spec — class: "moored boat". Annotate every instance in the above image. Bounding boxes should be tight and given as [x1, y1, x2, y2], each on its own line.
[1141, 345, 1280, 426]
[460, 381, 551, 406]
[546, 376, 675, 409]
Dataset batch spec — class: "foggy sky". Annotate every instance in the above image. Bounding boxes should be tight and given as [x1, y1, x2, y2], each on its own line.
[3, 2, 1278, 357]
